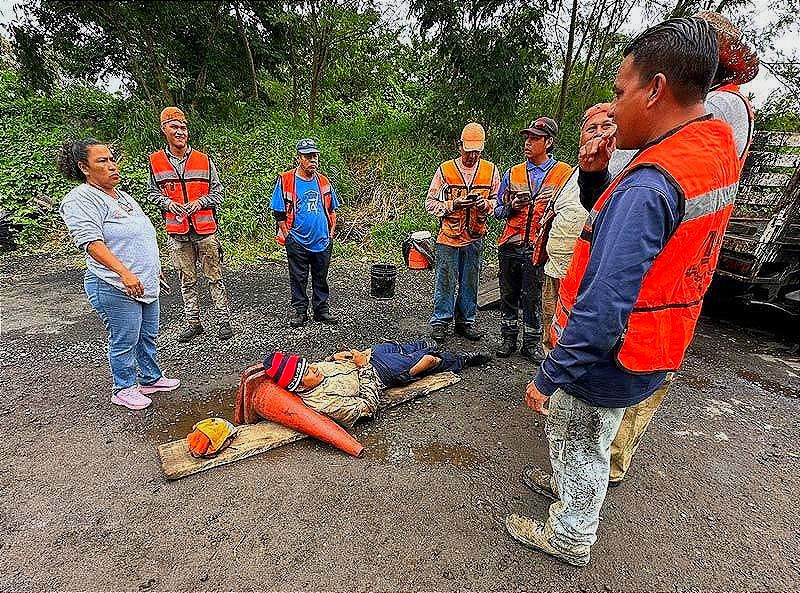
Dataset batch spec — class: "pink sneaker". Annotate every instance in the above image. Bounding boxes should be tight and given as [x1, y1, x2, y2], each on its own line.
[111, 386, 152, 410]
[139, 376, 181, 395]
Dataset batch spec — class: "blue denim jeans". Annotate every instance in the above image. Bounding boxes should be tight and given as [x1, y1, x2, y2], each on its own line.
[431, 240, 482, 327]
[370, 340, 464, 387]
[85, 272, 162, 393]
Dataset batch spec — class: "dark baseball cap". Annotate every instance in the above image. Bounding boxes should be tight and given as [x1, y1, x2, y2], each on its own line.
[520, 117, 558, 138]
[296, 138, 320, 154]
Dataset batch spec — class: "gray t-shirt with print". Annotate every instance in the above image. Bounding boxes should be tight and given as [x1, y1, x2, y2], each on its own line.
[59, 184, 161, 303]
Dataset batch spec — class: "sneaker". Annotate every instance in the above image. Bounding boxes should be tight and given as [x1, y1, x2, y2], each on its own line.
[505, 514, 590, 567]
[459, 351, 493, 367]
[520, 343, 546, 363]
[313, 310, 338, 324]
[496, 337, 517, 358]
[454, 323, 483, 341]
[289, 311, 308, 328]
[521, 464, 558, 501]
[431, 325, 448, 344]
[139, 376, 181, 395]
[110, 386, 152, 411]
[178, 324, 204, 343]
[218, 322, 234, 340]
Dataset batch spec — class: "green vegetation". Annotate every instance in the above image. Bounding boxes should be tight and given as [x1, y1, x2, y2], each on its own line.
[1, 0, 798, 262]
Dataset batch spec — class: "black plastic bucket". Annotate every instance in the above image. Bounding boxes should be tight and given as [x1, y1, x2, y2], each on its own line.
[370, 263, 397, 299]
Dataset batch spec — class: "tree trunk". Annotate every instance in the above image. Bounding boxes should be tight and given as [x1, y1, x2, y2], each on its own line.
[234, 2, 259, 100]
[556, 0, 579, 123]
[192, 1, 225, 111]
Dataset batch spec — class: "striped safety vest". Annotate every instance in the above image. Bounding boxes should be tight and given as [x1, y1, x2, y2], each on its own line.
[497, 160, 572, 248]
[148, 148, 217, 235]
[552, 116, 741, 373]
[275, 170, 335, 246]
[437, 159, 496, 246]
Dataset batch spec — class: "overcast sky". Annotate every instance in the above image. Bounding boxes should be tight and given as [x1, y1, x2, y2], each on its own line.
[0, 0, 794, 107]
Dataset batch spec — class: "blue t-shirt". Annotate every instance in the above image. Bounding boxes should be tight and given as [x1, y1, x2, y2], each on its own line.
[534, 166, 683, 408]
[270, 173, 339, 252]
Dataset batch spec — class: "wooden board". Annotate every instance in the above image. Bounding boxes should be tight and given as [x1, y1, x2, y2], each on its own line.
[158, 371, 462, 480]
[477, 277, 500, 310]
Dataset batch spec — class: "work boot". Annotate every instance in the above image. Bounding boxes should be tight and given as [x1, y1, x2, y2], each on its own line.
[521, 464, 558, 502]
[454, 323, 483, 341]
[458, 351, 493, 367]
[431, 325, 448, 344]
[289, 310, 308, 328]
[505, 514, 590, 567]
[496, 336, 517, 358]
[314, 310, 339, 324]
[178, 324, 204, 343]
[218, 322, 233, 340]
[607, 479, 623, 490]
[520, 343, 546, 363]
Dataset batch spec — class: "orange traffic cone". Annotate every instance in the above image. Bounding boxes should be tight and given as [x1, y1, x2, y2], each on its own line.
[234, 363, 268, 425]
[245, 379, 364, 457]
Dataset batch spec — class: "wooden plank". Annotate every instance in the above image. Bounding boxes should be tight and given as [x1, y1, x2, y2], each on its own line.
[477, 277, 500, 310]
[158, 371, 462, 480]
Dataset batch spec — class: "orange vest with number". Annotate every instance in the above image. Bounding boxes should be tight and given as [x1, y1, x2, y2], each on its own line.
[149, 149, 217, 235]
[497, 160, 572, 248]
[551, 117, 740, 373]
[437, 159, 496, 246]
[275, 170, 335, 246]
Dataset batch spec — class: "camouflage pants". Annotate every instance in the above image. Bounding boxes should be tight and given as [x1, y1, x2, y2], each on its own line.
[169, 234, 230, 325]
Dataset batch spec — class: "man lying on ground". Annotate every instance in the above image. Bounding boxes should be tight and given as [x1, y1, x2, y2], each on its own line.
[261, 340, 492, 427]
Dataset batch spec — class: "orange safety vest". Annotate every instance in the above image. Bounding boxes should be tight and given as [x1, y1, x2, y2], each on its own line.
[275, 170, 336, 246]
[716, 83, 755, 170]
[149, 148, 217, 235]
[497, 160, 572, 251]
[437, 159, 496, 246]
[551, 117, 740, 373]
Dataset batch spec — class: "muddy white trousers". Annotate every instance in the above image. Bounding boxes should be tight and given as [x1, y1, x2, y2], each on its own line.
[545, 389, 625, 555]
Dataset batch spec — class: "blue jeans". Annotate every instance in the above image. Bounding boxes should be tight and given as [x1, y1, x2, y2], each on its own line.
[370, 340, 464, 387]
[431, 240, 482, 327]
[85, 272, 162, 393]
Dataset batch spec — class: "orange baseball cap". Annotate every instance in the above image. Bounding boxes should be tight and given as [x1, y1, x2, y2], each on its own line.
[160, 107, 187, 125]
[460, 122, 485, 152]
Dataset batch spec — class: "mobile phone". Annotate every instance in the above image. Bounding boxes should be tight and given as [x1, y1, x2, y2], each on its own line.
[159, 277, 172, 295]
[466, 193, 481, 203]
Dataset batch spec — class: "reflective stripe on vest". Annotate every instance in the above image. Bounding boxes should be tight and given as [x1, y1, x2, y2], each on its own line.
[497, 160, 573, 247]
[437, 159, 495, 244]
[275, 170, 334, 246]
[551, 117, 741, 373]
[148, 149, 217, 235]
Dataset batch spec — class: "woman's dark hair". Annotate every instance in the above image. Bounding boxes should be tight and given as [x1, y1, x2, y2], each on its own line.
[623, 18, 719, 105]
[57, 138, 104, 182]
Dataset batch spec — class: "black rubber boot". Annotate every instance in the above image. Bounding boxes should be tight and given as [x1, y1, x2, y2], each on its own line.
[496, 336, 517, 358]
[289, 311, 308, 328]
[454, 323, 483, 341]
[520, 343, 546, 363]
[459, 351, 493, 367]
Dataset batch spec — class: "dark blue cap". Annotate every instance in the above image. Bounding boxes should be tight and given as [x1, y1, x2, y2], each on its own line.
[296, 138, 320, 154]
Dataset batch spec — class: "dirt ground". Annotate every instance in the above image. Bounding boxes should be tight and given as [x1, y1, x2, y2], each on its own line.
[1, 253, 798, 592]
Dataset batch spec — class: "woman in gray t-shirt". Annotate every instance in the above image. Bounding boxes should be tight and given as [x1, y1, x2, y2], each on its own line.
[58, 138, 181, 410]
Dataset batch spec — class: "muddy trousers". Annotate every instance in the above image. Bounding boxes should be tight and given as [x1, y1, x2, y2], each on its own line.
[285, 236, 333, 315]
[85, 272, 162, 393]
[498, 244, 542, 346]
[541, 273, 560, 353]
[545, 389, 624, 556]
[609, 373, 674, 482]
[170, 234, 230, 325]
[431, 240, 482, 328]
